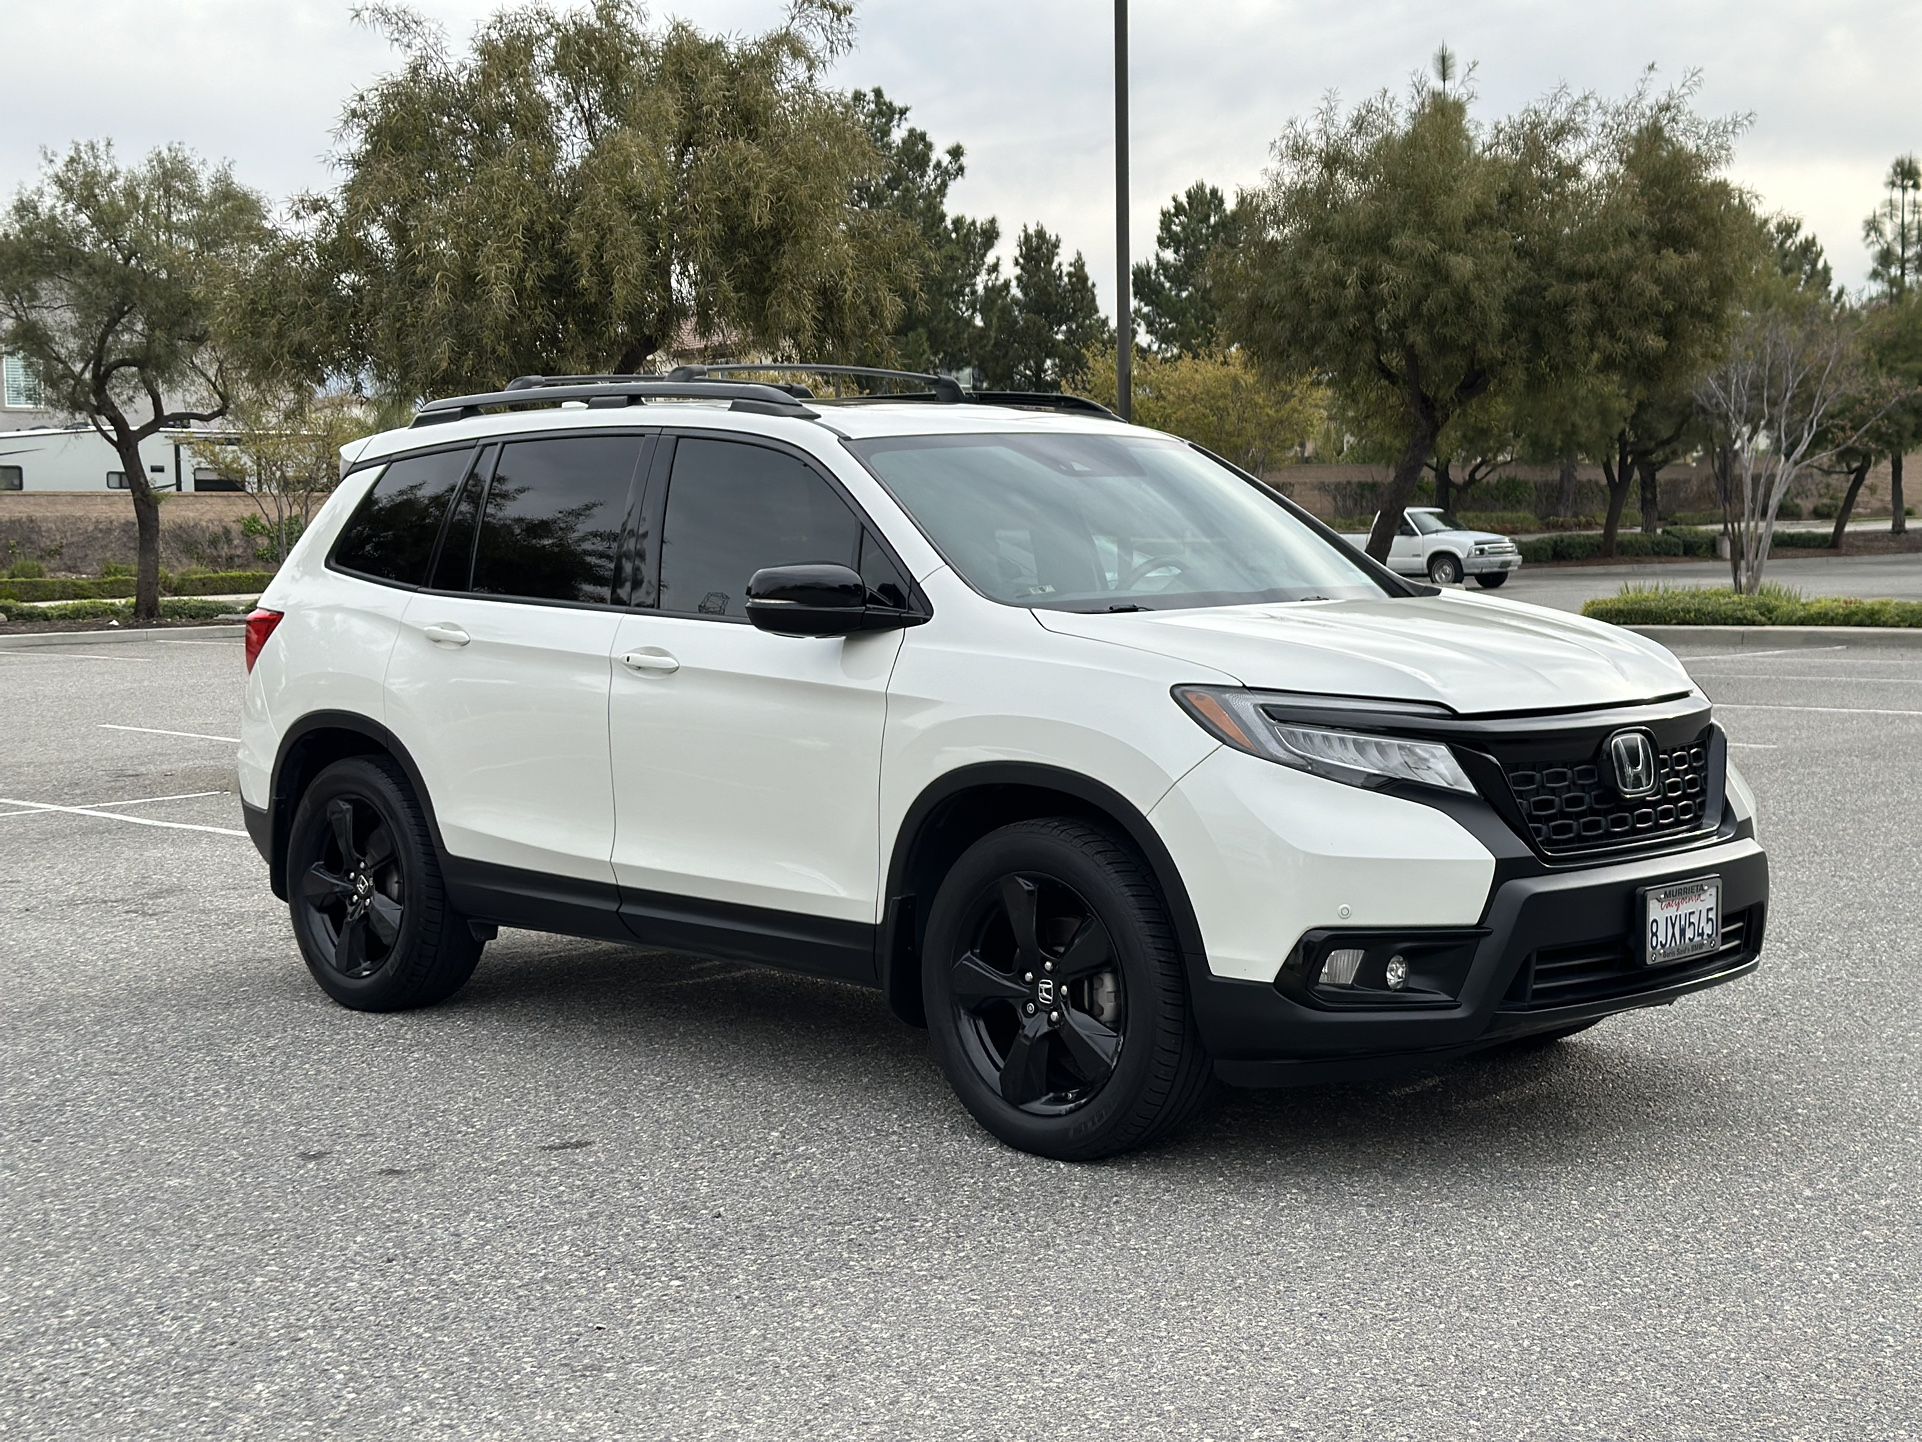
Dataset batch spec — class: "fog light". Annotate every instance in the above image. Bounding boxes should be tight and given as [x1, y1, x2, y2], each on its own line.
[1319, 948, 1364, 987]
[1385, 955, 1409, 991]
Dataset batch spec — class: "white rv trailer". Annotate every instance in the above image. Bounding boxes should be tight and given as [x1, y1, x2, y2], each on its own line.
[0, 425, 247, 493]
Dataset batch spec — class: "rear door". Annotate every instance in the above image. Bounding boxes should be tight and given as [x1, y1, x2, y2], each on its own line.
[606, 433, 907, 970]
[386, 431, 649, 883]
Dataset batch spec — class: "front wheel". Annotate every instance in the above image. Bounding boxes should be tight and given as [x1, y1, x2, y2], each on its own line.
[1473, 571, 1510, 589]
[922, 818, 1213, 1160]
[286, 755, 482, 1011]
[1428, 553, 1463, 585]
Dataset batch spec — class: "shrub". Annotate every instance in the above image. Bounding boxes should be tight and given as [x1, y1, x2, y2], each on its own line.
[1454, 511, 1538, 534]
[1518, 537, 1556, 564]
[1770, 529, 1833, 550]
[1775, 499, 1804, 520]
[1583, 583, 1922, 628]
[1551, 533, 1603, 561]
[1664, 527, 1720, 558]
[25, 597, 251, 624]
[168, 569, 275, 596]
[100, 560, 136, 578]
[0, 576, 135, 602]
[7, 560, 47, 579]
[1811, 498, 1841, 519]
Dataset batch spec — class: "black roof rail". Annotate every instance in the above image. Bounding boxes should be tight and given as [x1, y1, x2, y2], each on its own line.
[967, 390, 1119, 419]
[411, 378, 819, 427]
[670, 362, 965, 404]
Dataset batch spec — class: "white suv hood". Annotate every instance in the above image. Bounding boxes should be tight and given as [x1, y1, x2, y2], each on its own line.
[1034, 592, 1692, 715]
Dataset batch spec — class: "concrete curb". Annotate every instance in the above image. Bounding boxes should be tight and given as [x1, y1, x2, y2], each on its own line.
[1629, 624, 1922, 651]
[0, 623, 245, 649]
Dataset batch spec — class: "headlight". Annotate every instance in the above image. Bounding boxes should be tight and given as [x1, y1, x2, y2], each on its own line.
[1173, 687, 1475, 794]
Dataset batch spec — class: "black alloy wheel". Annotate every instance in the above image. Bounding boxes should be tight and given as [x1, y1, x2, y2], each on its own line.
[300, 796, 405, 979]
[922, 818, 1214, 1160]
[286, 755, 481, 1011]
[948, 873, 1126, 1116]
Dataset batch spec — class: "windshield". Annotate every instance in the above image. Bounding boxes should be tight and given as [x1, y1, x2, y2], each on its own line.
[847, 433, 1390, 612]
[1411, 510, 1465, 534]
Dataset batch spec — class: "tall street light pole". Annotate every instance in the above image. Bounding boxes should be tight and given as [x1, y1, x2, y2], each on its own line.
[1114, 0, 1132, 421]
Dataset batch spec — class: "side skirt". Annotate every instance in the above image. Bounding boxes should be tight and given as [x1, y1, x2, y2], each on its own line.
[440, 857, 879, 987]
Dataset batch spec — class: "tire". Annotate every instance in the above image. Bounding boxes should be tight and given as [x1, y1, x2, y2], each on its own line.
[921, 818, 1213, 1161]
[286, 755, 482, 1012]
[1427, 553, 1463, 585]
[1472, 572, 1510, 589]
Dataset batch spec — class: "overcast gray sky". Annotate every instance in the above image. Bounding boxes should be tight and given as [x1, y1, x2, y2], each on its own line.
[4, 0, 1915, 310]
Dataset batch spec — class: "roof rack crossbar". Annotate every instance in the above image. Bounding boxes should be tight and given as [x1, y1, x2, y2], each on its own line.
[670, 363, 965, 404]
[410, 379, 818, 427]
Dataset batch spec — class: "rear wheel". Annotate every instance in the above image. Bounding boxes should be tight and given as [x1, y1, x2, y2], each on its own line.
[1473, 571, 1510, 589]
[286, 756, 481, 1011]
[922, 818, 1212, 1160]
[1428, 553, 1463, 585]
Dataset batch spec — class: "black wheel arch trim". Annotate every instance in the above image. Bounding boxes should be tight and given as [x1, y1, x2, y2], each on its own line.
[878, 761, 1209, 1027]
[265, 711, 450, 901]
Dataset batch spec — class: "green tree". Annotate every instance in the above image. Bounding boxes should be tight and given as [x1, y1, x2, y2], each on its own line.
[1581, 79, 1757, 551]
[1772, 214, 1836, 300]
[977, 225, 1111, 390]
[0, 142, 271, 620]
[1131, 182, 1236, 355]
[251, 0, 917, 399]
[193, 389, 376, 564]
[1864, 295, 1922, 533]
[1083, 345, 1324, 475]
[1219, 59, 1595, 560]
[1863, 154, 1921, 300]
[849, 88, 999, 374]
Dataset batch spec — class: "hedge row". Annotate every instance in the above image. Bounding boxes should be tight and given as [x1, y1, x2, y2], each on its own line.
[1583, 586, 1922, 628]
[0, 569, 274, 603]
[0, 596, 253, 624]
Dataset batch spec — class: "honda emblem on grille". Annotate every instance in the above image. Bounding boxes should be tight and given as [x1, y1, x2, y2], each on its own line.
[1608, 729, 1658, 797]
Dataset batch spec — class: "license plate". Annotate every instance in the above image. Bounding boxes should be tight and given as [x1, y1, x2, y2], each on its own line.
[1641, 878, 1721, 966]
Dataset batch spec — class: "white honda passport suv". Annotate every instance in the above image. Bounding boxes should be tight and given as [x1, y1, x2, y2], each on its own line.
[239, 367, 1768, 1160]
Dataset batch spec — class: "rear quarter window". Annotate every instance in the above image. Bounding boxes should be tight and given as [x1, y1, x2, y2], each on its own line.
[332, 448, 474, 587]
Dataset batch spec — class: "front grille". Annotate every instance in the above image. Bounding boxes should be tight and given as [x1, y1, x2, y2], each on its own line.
[1505, 910, 1752, 1010]
[1495, 727, 1718, 855]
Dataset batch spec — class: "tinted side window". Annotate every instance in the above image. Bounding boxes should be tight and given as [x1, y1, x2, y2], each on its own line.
[658, 439, 860, 618]
[428, 458, 488, 592]
[470, 436, 642, 605]
[333, 449, 473, 586]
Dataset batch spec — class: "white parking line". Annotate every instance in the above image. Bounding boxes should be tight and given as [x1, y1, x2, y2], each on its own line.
[1696, 673, 1922, 685]
[0, 789, 229, 820]
[98, 723, 240, 743]
[0, 650, 152, 663]
[0, 796, 245, 837]
[1681, 645, 1848, 662]
[1716, 702, 1922, 718]
[1727, 742, 1780, 750]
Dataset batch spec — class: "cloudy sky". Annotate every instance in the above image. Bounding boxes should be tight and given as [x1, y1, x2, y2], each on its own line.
[4, 0, 1915, 311]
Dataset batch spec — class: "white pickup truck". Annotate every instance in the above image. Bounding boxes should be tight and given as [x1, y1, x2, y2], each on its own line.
[1340, 507, 1524, 588]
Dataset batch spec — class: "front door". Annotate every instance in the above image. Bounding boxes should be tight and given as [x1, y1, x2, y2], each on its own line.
[1389, 514, 1424, 574]
[607, 435, 906, 975]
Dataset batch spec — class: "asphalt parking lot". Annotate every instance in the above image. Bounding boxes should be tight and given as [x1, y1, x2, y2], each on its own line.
[4, 624, 1920, 1440]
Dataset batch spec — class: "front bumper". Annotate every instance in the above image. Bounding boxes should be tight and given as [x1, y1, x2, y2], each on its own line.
[1463, 551, 1522, 575]
[1192, 831, 1767, 1085]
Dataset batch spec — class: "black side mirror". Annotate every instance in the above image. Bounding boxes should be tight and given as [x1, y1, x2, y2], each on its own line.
[745, 563, 925, 638]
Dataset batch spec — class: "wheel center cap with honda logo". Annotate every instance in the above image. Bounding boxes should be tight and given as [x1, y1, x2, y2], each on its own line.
[1608, 728, 1659, 798]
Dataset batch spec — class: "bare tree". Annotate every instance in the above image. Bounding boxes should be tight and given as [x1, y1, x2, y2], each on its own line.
[1696, 302, 1880, 593]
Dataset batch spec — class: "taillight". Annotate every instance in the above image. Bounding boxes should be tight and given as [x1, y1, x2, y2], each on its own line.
[244, 608, 283, 673]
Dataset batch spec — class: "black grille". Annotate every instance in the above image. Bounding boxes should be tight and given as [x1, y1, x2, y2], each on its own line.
[1497, 728, 1717, 855]
[1506, 911, 1752, 1010]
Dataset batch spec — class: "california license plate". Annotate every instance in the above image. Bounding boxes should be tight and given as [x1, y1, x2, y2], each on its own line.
[1641, 878, 1721, 966]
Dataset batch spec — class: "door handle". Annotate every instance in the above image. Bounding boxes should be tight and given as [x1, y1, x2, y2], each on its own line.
[421, 622, 471, 647]
[620, 649, 679, 675]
